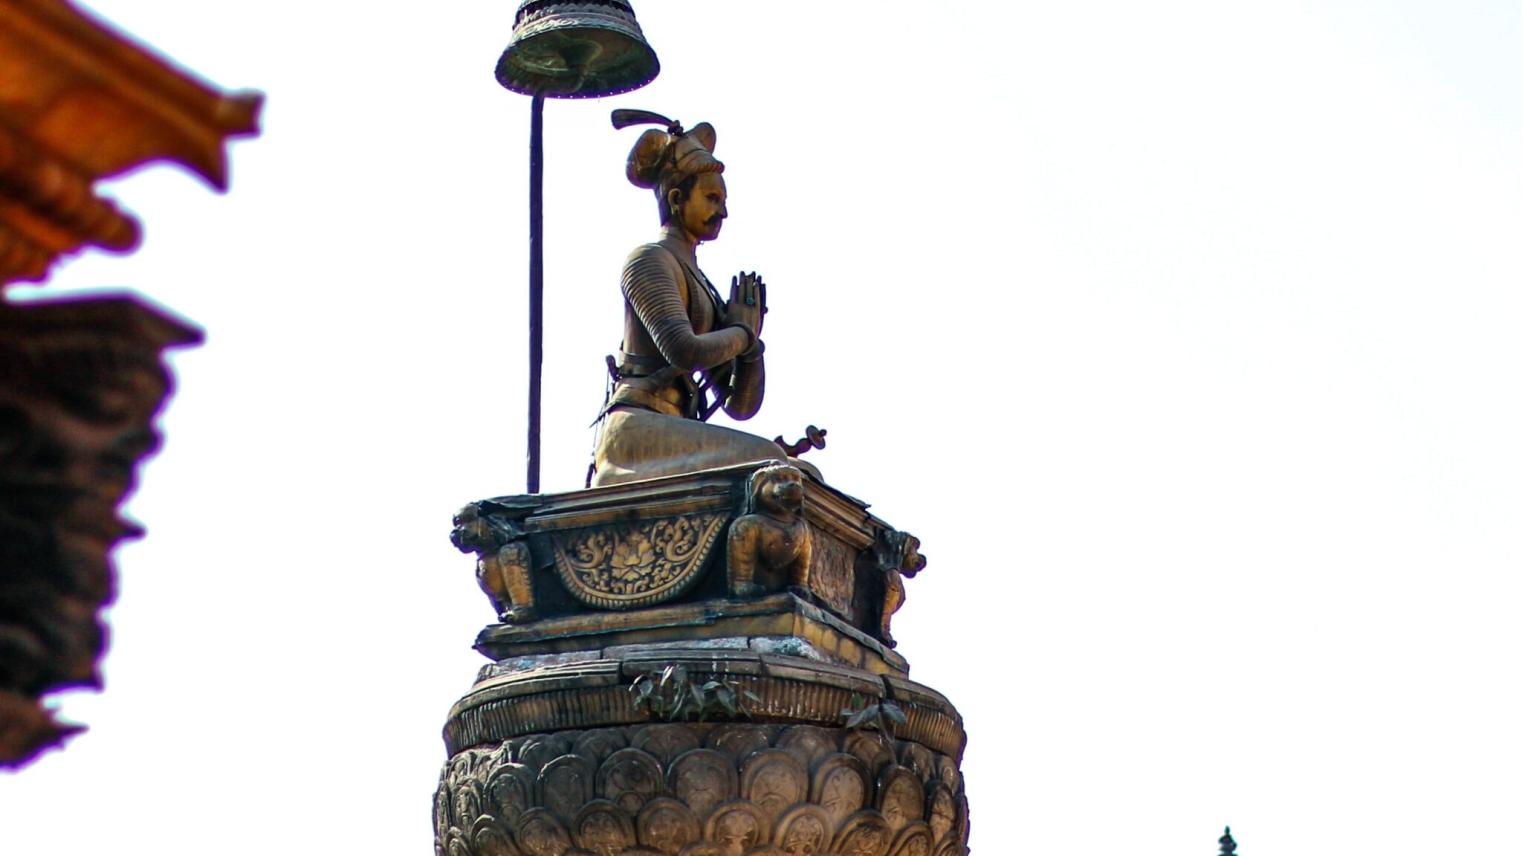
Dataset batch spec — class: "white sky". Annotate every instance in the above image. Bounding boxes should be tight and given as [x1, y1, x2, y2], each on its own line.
[3, 2, 1520, 854]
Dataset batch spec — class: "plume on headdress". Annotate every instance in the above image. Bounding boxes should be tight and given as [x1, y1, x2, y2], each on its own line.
[613, 109, 722, 191]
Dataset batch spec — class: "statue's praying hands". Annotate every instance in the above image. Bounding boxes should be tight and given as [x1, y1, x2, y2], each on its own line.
[727, 271, 766, 347]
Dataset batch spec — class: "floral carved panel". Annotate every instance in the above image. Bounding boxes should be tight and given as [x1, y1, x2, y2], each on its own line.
[549, 513, 727, 609]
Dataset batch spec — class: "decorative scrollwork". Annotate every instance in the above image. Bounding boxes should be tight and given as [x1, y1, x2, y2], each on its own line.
[550, 513, 727, 609]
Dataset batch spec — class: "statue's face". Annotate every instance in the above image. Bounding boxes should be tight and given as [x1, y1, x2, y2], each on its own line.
[674, 171, 727, 242]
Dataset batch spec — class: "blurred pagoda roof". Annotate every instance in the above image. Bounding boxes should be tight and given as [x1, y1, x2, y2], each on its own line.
[0, 0, 258, 769]
[0, 0, 262, 284]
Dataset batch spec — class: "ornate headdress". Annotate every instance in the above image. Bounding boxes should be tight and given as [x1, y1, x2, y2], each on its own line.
[613, 109, 723, 191]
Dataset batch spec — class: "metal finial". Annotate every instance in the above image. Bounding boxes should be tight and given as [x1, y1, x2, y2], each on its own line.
[1219, 826, 1237, 856]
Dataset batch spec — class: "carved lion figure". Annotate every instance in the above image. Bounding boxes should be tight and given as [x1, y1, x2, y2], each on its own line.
[452, 501, 536, 623]
[874, 529, 926, 648]
[726, 463, 811, 597]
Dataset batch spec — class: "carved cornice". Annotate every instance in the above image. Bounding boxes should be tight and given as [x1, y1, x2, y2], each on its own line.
[444, 651, 965, 762]
[0, 0, 262, 284]
[473, 593, 910, 676]
[0, 294, 199, 767]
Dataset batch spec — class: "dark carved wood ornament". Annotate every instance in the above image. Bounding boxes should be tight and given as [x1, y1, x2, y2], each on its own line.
[0, 0, 259, 767]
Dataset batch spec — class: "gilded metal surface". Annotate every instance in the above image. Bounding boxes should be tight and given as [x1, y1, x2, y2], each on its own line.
[550, 512, 727, 609]
[435, 722, 969, 856]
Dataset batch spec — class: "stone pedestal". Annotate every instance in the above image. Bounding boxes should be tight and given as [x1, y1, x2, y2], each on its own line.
[436, 464, 969, 856]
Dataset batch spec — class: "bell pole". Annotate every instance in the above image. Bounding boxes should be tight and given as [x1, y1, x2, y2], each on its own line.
[494, 0, 661, 493]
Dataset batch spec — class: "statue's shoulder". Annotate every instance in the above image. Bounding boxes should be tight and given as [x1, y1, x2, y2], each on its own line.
[621, 242, 685, 292]
[623, 241, 680, 268]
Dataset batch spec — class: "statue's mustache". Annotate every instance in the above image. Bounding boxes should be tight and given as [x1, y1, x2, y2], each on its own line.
[705, 214, 724, 226]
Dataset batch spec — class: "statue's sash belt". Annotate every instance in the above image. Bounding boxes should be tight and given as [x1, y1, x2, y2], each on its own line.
[607, 384, 685, 418]
[613, 349, 667, 377]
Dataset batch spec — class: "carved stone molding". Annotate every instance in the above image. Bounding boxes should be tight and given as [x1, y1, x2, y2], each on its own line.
[435, 722, 969, 856]
[473, 594, 910, 678]
[444, 652, 964, 762]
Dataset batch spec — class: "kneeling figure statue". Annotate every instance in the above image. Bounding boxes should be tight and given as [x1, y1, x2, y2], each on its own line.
[591, 111, 789, 487]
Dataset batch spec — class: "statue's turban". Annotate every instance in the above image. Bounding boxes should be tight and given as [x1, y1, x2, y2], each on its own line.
[627, 121, 722, 191]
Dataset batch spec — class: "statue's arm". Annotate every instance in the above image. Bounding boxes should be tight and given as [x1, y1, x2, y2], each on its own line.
[723, 351, 765, 419]
[623, 247, 750, 371]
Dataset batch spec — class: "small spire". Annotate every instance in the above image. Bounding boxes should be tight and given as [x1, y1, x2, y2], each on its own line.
[1218, 826, 1237, 855]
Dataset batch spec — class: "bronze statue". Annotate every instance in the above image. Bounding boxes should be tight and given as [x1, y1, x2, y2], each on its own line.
[590, 111, 790, 487]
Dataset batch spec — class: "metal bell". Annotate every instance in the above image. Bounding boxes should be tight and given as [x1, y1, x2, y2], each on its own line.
[495, 0, 660, 98]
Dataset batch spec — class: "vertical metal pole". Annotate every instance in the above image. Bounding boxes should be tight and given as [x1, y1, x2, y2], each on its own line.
[527, 92, 545, 494]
